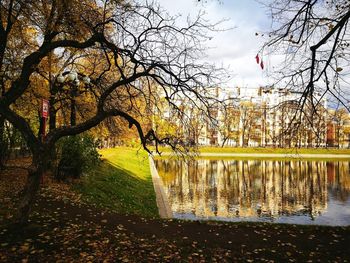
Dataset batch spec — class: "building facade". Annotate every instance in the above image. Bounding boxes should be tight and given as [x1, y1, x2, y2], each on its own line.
[100, 85, 350, 148]
[190, 86, 349, 148]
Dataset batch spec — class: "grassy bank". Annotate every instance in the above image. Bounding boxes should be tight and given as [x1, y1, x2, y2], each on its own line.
[74, 147, 158, 217]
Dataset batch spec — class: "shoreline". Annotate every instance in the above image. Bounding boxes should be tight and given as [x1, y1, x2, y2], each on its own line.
[157, 152, 350, 159]
[198, 153, 350, 158]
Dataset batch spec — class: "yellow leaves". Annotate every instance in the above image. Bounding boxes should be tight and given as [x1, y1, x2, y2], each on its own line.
[117, 224, 125, 231]
[336, 67, 343, 72]
[20, 243, 30, 252]
[23, 26, 38, 38]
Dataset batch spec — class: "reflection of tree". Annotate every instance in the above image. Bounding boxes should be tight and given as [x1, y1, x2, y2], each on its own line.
[327, 161, 350, 202]
[156, 159, 350, 220]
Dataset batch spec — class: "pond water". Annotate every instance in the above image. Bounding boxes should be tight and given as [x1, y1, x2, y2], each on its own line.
[155, 159, 350, 226]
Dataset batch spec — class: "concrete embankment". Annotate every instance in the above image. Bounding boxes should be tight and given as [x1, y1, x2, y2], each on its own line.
[149, 155, 173, 218]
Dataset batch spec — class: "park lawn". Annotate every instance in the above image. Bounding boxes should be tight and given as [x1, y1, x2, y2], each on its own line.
[74, 147, 158, 217]
[154, 146, 350, 155]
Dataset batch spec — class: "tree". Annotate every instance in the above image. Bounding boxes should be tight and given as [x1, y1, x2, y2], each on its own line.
[261, 0, 350, 119]
[219, 103, 240, 147]
[0, 0, 225, 224]
[239, 101, 261, 147]
[331, 108, 350, 148]
[185, 104, 207, 146]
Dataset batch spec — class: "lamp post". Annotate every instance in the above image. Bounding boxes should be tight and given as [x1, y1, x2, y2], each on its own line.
[55, 71, 90, 127]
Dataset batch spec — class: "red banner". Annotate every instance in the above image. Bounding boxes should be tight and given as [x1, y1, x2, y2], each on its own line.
[42, 99, 49, 118]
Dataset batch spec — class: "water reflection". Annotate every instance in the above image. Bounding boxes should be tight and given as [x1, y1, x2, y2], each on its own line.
[155, 159, 350, 225]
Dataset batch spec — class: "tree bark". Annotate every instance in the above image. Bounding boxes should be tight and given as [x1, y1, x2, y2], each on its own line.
[0, 116, 6, 168]
[70, 98, 76, 126]
[221, 137, 228, 148]
[15, 155, 45, 225]
[49, 106, 57, 131]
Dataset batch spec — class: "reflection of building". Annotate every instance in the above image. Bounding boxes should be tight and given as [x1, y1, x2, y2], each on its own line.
[326, 161, 350, 201]
[156, 159, 350, 220]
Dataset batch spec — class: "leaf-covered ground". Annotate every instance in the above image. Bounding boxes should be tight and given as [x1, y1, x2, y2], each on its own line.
[1, 160, 350, 262]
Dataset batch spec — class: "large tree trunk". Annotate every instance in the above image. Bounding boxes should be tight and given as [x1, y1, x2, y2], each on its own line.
[0, 116, 7, 168]
[0, 79, 6, 168]
[15, 155, 45, 225]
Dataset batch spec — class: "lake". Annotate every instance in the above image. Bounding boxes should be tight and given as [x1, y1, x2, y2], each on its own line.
[155, 159, 350, 226]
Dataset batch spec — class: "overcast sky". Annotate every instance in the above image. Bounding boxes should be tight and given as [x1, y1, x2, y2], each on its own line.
[154, 0, 273, 89]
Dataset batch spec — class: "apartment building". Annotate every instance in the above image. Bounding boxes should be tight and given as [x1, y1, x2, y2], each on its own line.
[192, 86, 348, 148]
[147, 85, 349, 148]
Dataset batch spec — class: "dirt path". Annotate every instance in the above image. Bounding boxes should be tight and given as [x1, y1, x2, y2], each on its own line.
[2, 194, 350, 262]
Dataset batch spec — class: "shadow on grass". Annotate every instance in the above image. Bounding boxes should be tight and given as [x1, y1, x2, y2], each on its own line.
[104, 159, 150, 181]
[75, 160, 159, 218]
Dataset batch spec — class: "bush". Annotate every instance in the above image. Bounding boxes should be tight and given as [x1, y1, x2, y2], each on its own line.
[56, 134, 100, 181]
[0, 119, 28, 167]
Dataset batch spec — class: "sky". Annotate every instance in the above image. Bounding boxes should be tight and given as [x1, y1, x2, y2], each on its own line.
[154, 0, 273, 89]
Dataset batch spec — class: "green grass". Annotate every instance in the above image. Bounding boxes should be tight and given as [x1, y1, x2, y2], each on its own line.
[74, 147, 158, 217]
[155, 146, 350, 155]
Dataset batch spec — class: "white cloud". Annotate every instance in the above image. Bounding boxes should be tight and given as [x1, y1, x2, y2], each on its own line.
[140, 0, 273, 87]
